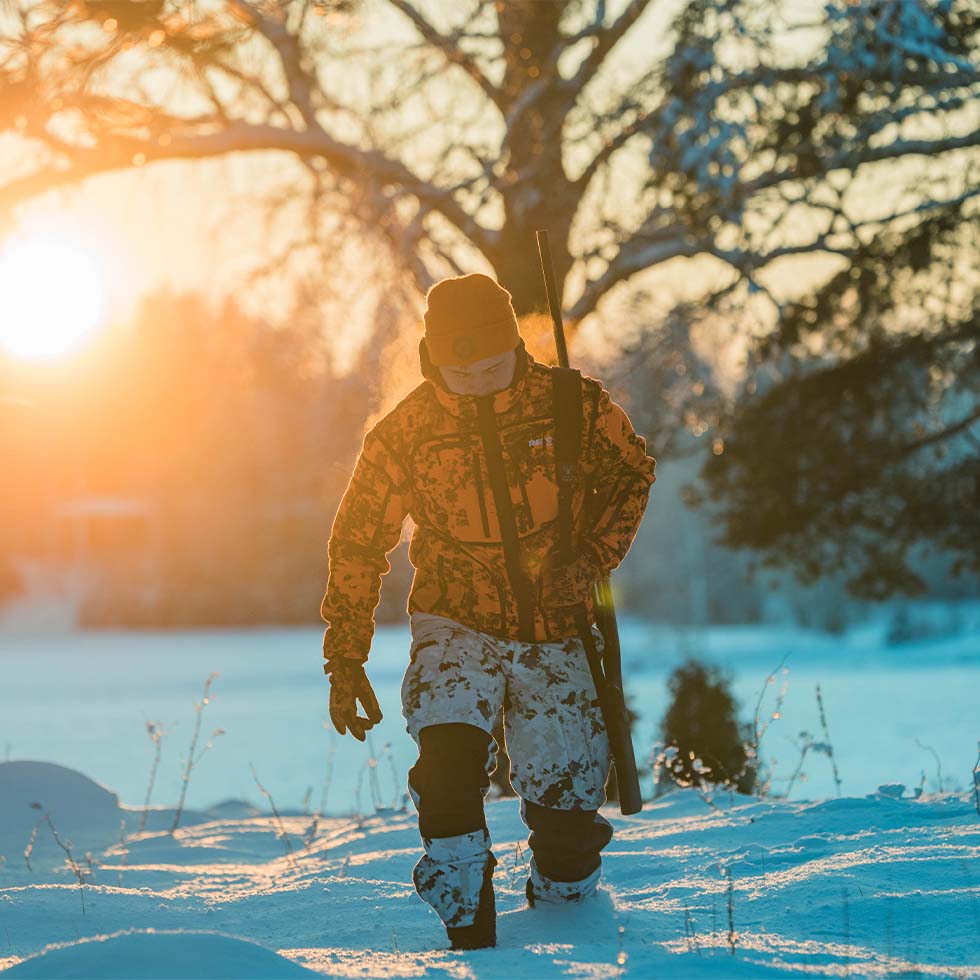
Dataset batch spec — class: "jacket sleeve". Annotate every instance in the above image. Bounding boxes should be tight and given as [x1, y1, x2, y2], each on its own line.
[320, 426, 411, 670]
[579, 381, 656, 576]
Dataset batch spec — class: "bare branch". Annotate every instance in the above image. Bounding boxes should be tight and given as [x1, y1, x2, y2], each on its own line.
[899, 404, 980, 456]
[226, 1, 319, 127]
[560, 0, 657, 103]
[386, 0, 503, 110]
[1, 117, 497, 253]
[569, 233, 701, 322]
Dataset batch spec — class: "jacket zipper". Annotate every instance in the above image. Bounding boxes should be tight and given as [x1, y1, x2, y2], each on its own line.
[476, 396, 536, 640]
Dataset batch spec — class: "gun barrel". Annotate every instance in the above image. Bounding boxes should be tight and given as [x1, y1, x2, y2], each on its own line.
[535, 230, 570, 369]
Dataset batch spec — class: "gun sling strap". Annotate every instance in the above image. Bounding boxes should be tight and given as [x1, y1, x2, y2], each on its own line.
[551, 365, 604, 656]
[476, 397, 536, 639]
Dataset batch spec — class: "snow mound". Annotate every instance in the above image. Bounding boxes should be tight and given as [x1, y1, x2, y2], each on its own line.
[204, 799, 264, 820]
[0, 930, 318, 978]
[0, 761, 120, 860]
[3, 782, 979, 978]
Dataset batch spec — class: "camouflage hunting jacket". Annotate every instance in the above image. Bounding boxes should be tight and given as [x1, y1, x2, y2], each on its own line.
[320, 342, 656, 668]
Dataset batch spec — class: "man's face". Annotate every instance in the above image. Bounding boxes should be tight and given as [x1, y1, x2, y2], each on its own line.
[439, 348, 517, 396]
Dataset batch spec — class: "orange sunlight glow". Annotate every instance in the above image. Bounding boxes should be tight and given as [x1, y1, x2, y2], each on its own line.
[0, 232, 108, 361]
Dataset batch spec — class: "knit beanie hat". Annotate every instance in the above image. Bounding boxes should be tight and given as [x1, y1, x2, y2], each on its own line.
[423, 273, 521, 366]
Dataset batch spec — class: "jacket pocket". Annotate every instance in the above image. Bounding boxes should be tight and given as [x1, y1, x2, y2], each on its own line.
[506, 427, 558, 530]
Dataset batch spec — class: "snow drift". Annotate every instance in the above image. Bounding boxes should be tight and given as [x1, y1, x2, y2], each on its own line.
[1, 931, 317, 978]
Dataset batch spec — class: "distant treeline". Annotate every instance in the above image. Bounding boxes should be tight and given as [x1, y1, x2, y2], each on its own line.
[1, 289, 370, 627]
[0, 287, 972, 630]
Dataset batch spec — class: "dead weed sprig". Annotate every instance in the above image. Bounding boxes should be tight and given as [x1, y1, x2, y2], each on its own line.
[381, 740, 402, 810]
[740, 657, 791, 796]
[914, 739, 943, 794]
[354, 736, 401, 820]
[725, 863, 737, 956]
[508, 839, 529, 888]
[972, 741, 980, 817]
[303, 812, 320, 850]
[139, 720, 166, 833]
[684, 907, 701, 955]
[250, 764, 297, 868]
[24, 804, 88, 914]
[784, 686, 841, 798]
[319, 725, 337, 816]
[171, 672, 223, 835]
[365, 735, 383, 811]
[815, 685, 842, 796]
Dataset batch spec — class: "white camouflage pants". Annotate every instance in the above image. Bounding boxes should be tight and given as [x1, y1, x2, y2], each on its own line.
[401, 613, 612, 925]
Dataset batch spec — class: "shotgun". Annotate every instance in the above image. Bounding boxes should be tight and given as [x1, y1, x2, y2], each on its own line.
[535, 229, 643, 816]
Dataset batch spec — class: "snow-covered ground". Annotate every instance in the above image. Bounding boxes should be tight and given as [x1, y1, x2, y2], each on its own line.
[1, 761, 978, 978]
[1, 612, 979, 977]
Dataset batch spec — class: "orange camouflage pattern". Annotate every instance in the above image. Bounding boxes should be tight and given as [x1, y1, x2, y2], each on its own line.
[320, 344, 656, 666]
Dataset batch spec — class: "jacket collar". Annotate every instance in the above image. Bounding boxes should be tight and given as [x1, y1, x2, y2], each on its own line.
[420, 338, 532, 417]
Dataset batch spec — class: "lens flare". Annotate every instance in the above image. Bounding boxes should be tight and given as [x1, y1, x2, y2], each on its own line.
[0, 233, 108, 360]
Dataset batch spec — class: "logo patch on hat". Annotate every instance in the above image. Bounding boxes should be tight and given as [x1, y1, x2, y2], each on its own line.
[452, 336, 475, 359]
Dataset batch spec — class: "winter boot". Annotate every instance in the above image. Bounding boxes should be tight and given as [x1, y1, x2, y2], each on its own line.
[446, 854, 497, 949]
[412, 829, 497, 950]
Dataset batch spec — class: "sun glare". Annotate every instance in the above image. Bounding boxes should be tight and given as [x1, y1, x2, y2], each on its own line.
[0, 233, 108, 361]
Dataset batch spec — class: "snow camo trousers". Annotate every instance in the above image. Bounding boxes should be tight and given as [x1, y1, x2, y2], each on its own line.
[401, 614, 613, 926]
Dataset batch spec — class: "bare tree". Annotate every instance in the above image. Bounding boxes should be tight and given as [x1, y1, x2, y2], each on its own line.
[0, 0, 976, 318]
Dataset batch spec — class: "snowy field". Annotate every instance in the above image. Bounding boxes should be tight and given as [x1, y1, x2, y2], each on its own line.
[2, 613, 979, 977]
[2, 615, 979, 814]
[1, 766, 979, 978]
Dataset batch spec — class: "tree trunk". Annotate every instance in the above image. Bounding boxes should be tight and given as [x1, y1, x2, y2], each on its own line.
[489, 2, 576, 320]
[489, 222, 572, 319]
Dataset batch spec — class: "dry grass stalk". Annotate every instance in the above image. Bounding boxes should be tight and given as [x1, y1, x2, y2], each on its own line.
[24, 804, 88, 914]
[319, 726, 337, 816]
[139, 720, 165, 833]
[739, 657, 791, 796]
[171, 672, 223, 835]
[250, 763, 297, 867]
[815, 685, 842, 796]
[725, 863, 737, 956]
[684, 907, 701, 955]
[915, 739, 943, 794]
[973, 741, 980, 816]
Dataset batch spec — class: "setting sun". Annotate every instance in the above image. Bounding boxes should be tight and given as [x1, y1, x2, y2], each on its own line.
[0, 232, 108, 360]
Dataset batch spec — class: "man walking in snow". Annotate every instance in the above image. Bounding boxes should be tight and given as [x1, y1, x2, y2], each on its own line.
[320, 272, 655, 949]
